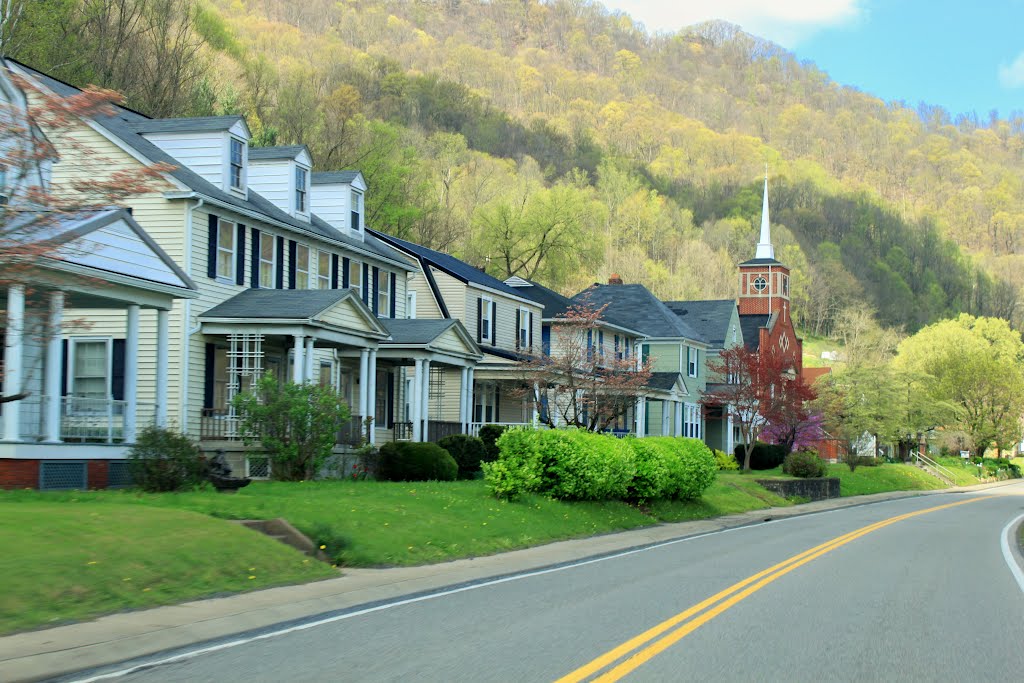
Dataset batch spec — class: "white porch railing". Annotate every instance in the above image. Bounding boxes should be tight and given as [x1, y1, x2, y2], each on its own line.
[468, 422, 536, 436]
[7, 396, 156, 443]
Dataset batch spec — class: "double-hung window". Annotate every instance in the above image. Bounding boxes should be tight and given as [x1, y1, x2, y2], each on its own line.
[351, 189, 362, 232]
[71, 339, 109, 400]
[518, 307, 530, 349]
[294, 245, 310, 289]
[377, 271, 391, 316]
[687, 346, 698, 378]
[317, 250, 331, 289]
[258, 233, 276, 288]
[229, 138, 244, 190]
[480, 297, 494, 344]
[349, 259, 362, 296]
[216, 218, 236, 280]
[295, 166, 308, 213]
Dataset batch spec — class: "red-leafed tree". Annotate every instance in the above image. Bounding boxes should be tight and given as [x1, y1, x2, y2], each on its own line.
[701, 345, 817, 471]
[517, 300, 652, 432]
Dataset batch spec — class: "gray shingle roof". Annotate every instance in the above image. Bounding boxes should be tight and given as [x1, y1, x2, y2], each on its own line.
[200, 289, 354, 319]
[127, 115, 244, 134]
[739, 257, 784, 266]
[312, 171, 360, 185]
[379, 318, 459, 345]
[740, 314, 770, 352]
[508, 278, 641, 333]
[6, 60, 410, 270]
[249, 145, 309, 161]
[665, 299, 737, 348]
[572, 284, 705, 342]
[647, 372, 682, 391]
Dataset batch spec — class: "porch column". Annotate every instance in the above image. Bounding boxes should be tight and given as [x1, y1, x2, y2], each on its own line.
[459, 366, 469, 432]
[292, 335, 305, 383]
[2, 285, 24, 442]
[675, 401, 683, 438]
[124, 304, 140, 442]
[366, 349, 377, 445]
[420, 359, 431, 442]
[304, 337, 315, 382]
[358, 348, 369, 422]
[155, 308, 169, 428]
[43, 291, 64, 443]
[411, 359, 423, 441]
[635, 397, 645, 438]
[532, 382, 540, 427]
[727, 411, 735, 454]
[467, 367, 475, 430]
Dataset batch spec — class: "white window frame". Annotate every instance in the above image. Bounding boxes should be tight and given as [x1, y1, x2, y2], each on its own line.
[258, 232, 276, 288]
[351, 189, 363, 232]
[480, 296, 494, 344]
[295, 165, 309, 214]
[406, 290, 417, 319]
[295, 244, 310, 289]
[378, 270, 391, 316]
[316, 250, 331, 290]
[349, 259, 362, 295]
[229, 137, 245, 191]
[519, 307, 531, 349]
[687, 346, 698, 378]
[67, 337, 112, 402]
[216, 218, 236, 281]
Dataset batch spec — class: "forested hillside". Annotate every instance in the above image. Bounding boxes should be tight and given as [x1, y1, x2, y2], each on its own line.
[8, 0, 1024, 337]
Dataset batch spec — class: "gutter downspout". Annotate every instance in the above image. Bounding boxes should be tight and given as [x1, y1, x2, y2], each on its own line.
[180, 196, 204, 433]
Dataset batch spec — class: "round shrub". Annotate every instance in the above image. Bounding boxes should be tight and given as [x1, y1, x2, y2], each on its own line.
[378, 442, 457, 481]
[127, 425, 208, 492]
[478, 424, 508, 462]
[626, 438, 675, 502]
[437, 434, 488, 479]
[649, 437, 717, 500]
[735, 442, 788, 470]
[713, 449, 739, 471]
[483, 428, 544, 500]
[783, 449, 827, 478]
[540, 429, 636, 501]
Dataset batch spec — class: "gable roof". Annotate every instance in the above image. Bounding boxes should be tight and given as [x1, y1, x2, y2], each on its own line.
[312, 171, 361, 184]
[646, 372, 687, 392]
[739, 314, 770, 352]
[380, 318, 459, 345]
[572, 284, 704, 342]
[368, 229, 534, 302]
[248, 145, 310, 161]
[665, 299, 738, 348]
[5, 59, 410, 271]
[127, 115, 246, 135]
[507, 277, 644, 335]
[201, 288, 361, 320]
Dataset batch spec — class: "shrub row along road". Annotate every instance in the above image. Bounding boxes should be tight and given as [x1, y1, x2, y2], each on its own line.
[74, 485, 1024, 682]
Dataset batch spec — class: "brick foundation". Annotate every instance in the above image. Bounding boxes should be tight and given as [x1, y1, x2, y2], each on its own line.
[87, 460, 109, 489]
[0, 459, 40, 489]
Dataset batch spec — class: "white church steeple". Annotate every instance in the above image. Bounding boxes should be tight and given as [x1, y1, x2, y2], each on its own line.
[755, 165, 774, 260]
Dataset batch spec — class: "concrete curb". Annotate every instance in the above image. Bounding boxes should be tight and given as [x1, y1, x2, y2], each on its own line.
[2, 480, 1019, 682]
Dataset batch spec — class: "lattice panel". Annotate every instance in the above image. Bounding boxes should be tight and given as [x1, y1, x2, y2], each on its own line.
[246, 456, 270, 479]
[39, 461, 87, 490]
[107, 461, 133, 488]
[429, 367, 444, 420]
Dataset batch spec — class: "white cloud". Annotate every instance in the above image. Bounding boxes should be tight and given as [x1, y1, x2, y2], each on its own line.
[604, 1, 865, 47]
[998, 52, 1024, 89]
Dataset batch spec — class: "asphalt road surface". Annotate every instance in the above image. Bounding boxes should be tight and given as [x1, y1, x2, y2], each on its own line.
[70, 484, 1024, 682]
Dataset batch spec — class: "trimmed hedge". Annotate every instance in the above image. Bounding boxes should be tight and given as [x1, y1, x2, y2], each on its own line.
[437, 434, 489, 479]
[735, 442, 788, 470]
[378, 442, 458, 482]
[484, 429, 716, 502]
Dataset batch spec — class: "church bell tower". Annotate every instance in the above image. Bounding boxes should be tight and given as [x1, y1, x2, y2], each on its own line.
[737, 170, 791, 318]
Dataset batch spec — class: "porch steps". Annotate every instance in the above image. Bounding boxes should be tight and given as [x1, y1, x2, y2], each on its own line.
[232, 518, 332, 564]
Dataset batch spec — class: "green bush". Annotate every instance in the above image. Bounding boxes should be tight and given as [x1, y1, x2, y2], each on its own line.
[540, 429, 635, 501]
[783, 450, 827, 478]
[713, 449, 739, 471]
[127, 426, 208, 492]
[477, 424, 507, 463]
[482, 428, 544, 500]
[626, 438, 674, 502]
[437, 434, 488, 479]
[378, 442, 458, 482]
[843, 453, 879, 472]
[735, 442, 787, 470]
[649, 437, 718, 500]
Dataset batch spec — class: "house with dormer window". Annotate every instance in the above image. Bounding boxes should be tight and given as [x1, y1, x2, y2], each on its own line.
[1, 59, 481, 485]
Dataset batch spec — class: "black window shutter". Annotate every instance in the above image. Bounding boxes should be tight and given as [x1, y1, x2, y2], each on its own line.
[386, 372, 395, 428]
[362, 263, 369, 304]
[495, 383, 500, 418]
[250, 227, 260, 288]
[275, 236, 285, 288]
[331, 254, 340, 289]
[371, 267, 380, 315]
[490, 301, 496, 344]
[204, 343, 216, 409]
[515, 309, 521, 349]
[476, 298, 483, 343]
[342, 257, 350, 288]
[288, 240, 297, 289]
[389, 272, 397, 318]
[111, 339, 126, 401]
[529, 312, 534, 349]
[206, 214, 218, 279]
[61, 340, 68, 396]
[235, 223, 246, 285]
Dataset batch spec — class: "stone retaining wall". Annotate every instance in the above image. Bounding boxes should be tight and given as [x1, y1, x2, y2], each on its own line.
[756, 477, 840, 501]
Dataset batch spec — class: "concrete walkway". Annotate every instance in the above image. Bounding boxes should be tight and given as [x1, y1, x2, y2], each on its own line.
[2, 480, 1017, 682]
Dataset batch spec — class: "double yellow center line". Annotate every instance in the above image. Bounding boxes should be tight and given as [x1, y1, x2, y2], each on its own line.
[555, 496, 988, 683]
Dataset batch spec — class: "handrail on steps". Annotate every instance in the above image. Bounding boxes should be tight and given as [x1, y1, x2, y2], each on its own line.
[915, 451, 956, 486]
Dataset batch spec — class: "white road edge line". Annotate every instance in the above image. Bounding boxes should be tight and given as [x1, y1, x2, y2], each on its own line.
[65, 492, 964, 682]
[999, 512, 1024, 594]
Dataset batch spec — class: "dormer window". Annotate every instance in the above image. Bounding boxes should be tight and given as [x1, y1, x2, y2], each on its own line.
[351, 189, 362, 232]
[230, 138, 245, 190]
[295, 166, 308, 213]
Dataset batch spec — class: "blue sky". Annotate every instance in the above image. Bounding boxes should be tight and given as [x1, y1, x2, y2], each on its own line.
[607, 1, 1024, 120]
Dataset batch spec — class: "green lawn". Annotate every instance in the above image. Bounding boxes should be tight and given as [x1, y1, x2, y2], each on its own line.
[933, 457, 989, 486]
[646, 472, 791, 522]
[753, 462, 949, 496]
[0, 502, 335, 635]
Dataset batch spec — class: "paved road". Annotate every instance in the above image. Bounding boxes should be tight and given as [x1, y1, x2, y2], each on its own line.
[69, 485, 1024, 682]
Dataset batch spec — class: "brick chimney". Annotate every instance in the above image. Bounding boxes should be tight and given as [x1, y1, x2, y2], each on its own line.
[608, 273, 623, 285]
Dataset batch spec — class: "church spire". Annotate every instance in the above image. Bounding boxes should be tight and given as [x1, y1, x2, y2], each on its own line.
[755, 165, 774, 260]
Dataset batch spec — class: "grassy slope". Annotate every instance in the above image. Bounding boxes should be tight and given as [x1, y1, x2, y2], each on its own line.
[0, 502, 335, 635]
